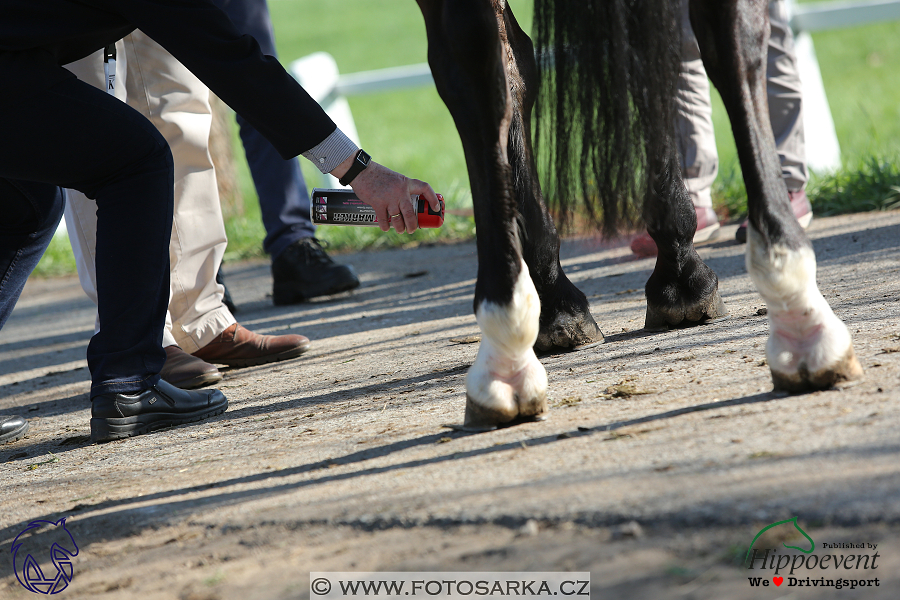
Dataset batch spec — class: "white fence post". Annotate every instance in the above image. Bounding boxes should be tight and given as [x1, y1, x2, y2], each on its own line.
[788, 0, 900, 172]
[792, 28, 843, 172]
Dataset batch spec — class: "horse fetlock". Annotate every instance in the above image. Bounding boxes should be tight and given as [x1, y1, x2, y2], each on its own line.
[476, 261, 540, 356]
[747, 230, 864, 391]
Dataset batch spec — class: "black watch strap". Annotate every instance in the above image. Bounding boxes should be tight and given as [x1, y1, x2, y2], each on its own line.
[338, 149, 371, 186]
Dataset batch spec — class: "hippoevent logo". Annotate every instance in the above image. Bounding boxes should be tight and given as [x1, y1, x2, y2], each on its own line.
[744, 517, 880, 590]
[11, 518, 79, 594]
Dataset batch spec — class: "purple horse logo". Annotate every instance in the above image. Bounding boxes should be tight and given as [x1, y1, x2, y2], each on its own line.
[11, 518, 79, 594]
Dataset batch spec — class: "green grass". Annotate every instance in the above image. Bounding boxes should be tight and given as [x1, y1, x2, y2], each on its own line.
[34, 0, 900, 276]
[808, 156, 900, 215]
[33, 235, 78, 278]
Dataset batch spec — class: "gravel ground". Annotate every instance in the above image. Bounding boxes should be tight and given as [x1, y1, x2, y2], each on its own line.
[1, 211, 899, 599]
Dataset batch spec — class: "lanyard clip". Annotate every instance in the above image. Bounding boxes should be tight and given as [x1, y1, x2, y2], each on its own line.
[103, 43, 117, 94]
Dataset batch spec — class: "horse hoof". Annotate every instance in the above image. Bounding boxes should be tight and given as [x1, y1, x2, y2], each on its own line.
[770, 344, 864, 393]
[644, 288, 728, 331]
[463, 394, 548, 430]
[535, 309, 603, 351]
[463, 394, 517, 429]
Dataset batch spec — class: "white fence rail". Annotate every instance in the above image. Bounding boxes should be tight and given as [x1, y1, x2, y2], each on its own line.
[792, 0, 900, 30]
[291, 0, 900, 187]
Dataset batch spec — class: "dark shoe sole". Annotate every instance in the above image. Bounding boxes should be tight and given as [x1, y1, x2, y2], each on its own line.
[272, 272, 360, 305]
[161, 370, 224, 390]
[0, 421, 29, 444]
[90, 398, 228, 443]
[212, 343, 311, 368]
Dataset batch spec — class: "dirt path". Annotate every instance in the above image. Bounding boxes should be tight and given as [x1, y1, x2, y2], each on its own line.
[1, 212, 899, 599]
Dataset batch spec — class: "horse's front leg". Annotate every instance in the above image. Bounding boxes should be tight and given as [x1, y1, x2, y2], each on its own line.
[418, 0, 547, 428]
[692, 0, 862, 390]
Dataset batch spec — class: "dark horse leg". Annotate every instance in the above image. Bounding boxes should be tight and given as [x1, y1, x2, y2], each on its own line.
[642, 136, 729, 331]
[417, 0, 549, 428]
[690, 0, 862, 390]
[638, 17, 729, 331]
[500, 7, 602, 351]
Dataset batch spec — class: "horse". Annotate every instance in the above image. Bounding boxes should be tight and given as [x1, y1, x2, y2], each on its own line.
[412, 0, 863, 430]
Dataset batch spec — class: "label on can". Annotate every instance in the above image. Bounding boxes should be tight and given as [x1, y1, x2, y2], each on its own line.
[310, 189, 444, 228]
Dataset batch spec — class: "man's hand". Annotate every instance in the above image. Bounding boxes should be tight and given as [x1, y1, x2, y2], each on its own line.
[332, 156, 439, 233]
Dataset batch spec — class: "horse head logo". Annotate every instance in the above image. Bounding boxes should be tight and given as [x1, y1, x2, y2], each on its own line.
[744, 516, 815, 566]
[11, 518, 79, 594]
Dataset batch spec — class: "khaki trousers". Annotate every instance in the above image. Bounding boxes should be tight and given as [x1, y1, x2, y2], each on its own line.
[677, 0, 808, 208]
[64, 31, 235, 352]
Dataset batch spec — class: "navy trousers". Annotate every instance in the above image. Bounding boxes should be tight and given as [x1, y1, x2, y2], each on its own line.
[0, 76, 173, 397]
[215, 0, 316, 258]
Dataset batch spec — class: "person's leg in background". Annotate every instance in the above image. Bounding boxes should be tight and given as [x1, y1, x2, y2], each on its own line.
[632, 0, 812, 256]
[122, 31, 236, 353]
[64, 33, 310, 389]
[1, 76, 226, 442]
[0, 180, 64, 445]
[735, 0, 811, 243]
[673, 0, 721, 244]
[214, 0, 360, 305]
[64, 42, 225, 390]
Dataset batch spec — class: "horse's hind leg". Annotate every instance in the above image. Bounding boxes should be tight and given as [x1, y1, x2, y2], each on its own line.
[418, 0, 547, 428]
[640, 4, 728, 331]
[501, 6, 602, 351]
[691, 0, 862, 390]
[642, 147, 729, 330]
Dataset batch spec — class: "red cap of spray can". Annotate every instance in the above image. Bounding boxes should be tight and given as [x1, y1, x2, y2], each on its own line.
[415, 194, 445, 228]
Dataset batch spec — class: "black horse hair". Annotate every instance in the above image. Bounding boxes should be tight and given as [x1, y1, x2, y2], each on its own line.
[533, 0, 682, 235]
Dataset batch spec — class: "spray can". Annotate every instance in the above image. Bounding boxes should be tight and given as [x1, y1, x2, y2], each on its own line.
[310, 189, 444, 228]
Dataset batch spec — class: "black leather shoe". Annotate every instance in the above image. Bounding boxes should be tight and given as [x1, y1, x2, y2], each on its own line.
[272, 238, 360, 305]
[1, 415, 28, 444]
[90, 380, 227, 443]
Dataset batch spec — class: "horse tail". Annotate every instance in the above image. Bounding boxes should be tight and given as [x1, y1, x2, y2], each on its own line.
[533, 0, 681, 235]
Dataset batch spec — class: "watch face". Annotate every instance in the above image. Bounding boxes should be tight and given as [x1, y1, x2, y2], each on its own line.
[357, 150, 371, 166]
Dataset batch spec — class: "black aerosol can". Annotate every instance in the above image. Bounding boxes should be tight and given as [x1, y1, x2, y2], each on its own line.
[310, 189, 445, 228]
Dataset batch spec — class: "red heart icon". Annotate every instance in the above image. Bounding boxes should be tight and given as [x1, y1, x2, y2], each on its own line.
[773, 577, 784, 586]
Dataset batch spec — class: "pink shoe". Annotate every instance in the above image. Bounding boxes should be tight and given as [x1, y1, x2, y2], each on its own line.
[630, 206, 720, 258]
[735, 190, 812, 243]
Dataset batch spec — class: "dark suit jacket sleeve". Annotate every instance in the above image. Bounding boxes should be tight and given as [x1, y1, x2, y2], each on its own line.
[105, 0, 337, 160]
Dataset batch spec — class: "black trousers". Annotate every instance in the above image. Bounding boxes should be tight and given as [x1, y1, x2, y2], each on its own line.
[0, 75, 174, 397]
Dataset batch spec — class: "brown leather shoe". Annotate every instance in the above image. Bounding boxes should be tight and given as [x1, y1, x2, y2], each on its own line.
[161, 346, 223, 389]
[191, 323, 310, 368]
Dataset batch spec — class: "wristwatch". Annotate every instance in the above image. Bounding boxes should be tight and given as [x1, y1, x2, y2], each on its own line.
[338, 149, 371, 186]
